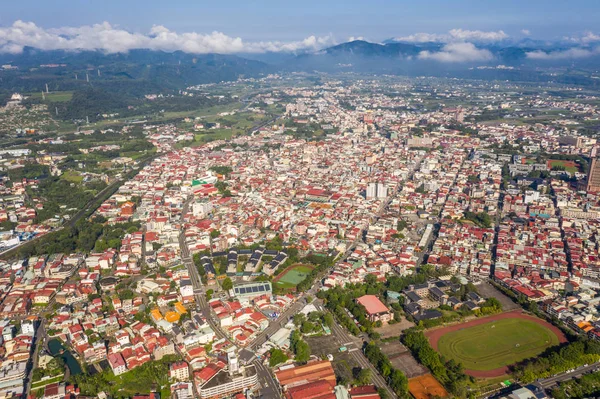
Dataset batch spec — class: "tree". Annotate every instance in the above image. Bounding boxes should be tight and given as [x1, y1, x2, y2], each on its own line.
[293, 313, 306, 327]
[210, 230, 221, 239]
[295, 340, 310, 363]
[355, 368, 372, 385]
[269, 348, 289, 367]
[221, 277, 233, 291]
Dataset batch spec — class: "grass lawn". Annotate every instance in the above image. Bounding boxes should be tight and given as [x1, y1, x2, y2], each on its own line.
[276, 265, 314, 287]
[31, 374, 64, 390]
[60, 170, 83, 183]
[29, 91, 74, 102]
[437, 318, 559, 371]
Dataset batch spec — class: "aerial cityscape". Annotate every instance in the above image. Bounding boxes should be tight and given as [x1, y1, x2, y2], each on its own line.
[2, 1, 600, 399]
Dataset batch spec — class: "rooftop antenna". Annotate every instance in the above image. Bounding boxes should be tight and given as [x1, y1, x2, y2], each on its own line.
[45, 83, 49, 93]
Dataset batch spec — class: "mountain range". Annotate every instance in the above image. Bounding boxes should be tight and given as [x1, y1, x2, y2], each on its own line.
[1, 39, 600, 97]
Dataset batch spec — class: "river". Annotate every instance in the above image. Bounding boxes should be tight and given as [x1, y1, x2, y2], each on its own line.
[47, 338, 82, 376]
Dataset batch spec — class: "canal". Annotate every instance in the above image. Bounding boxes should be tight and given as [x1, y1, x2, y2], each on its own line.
[48, 339, 82, 376]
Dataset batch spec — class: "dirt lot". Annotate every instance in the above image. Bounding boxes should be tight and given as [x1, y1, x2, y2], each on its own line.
[305, 334, 360, 383]
[375, 318, 416, 339]
[476, 281, 521, 311]
[379, 340, 428, 378]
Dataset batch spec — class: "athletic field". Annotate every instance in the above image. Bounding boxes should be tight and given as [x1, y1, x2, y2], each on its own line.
[275, 265, 314, 289]
[428, 311, 566, 377]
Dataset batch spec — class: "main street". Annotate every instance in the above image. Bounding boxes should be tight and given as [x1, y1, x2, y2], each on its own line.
[180, 196, 281, 397]
[180, 197, 227, 340]
[328, 312, 397, 399]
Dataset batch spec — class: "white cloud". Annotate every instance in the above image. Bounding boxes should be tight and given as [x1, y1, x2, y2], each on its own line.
[526, 47, 600, 60]
[565, 31, 600, 44]
[521, 29, 531, 36]
[347, 36, 365, 42]
[0, 20, 336, 54]
[394, 32, 444, 43]
[395, 29, 507, 43]
[418, 42, 494, 63]
[448, 29, 507, 42]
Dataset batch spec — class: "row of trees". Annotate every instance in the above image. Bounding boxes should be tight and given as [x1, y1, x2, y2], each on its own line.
[402, 329, 472, 397]
[363, 342, 408, 397]
[514, 339, 600, 383]
[295, 254, 337, 292]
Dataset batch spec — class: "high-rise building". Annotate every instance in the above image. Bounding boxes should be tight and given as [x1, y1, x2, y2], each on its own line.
[366, 183, 377, 199]
[587, 158, 600, 192]
[377, 183, 387, 199]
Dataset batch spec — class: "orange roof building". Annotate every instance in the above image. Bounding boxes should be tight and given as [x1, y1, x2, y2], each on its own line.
[356, 295, 394, 323]
[275, 360, 336, 390]
[286, 380, 336, 399]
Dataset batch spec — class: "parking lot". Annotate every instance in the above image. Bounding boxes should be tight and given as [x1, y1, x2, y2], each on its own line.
[476, 281, 521, 311]
[305, 334, 361, 383]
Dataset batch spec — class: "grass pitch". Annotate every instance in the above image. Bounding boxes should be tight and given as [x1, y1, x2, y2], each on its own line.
[276, 265, 313, 288]
[437, 317, 559, 371]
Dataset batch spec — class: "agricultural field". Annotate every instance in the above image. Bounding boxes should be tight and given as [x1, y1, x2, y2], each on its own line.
[274, 264, 314, 290]
[429, 312, 565, 377]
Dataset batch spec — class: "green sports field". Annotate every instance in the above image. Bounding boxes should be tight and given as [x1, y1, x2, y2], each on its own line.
[437, 318, 559, 371]
[276, 265, 313, 289]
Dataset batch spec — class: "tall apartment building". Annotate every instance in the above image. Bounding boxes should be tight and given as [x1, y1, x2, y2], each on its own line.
[587, 158, 600, 192]
[366, 183, 377, 200]
[366, 182, 387, 199]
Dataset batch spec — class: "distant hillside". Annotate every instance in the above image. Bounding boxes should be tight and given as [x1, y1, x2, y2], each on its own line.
[0, 48, 271, 95]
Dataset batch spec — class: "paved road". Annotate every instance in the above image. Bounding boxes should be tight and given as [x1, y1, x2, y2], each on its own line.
[179, 197, 228, 340]
[253, 358, 281, 398]
[538, 362, 600, 389]
[180, 197, 282, 397]
[24, 319, 46, 396]
[328, 316, 397, 399]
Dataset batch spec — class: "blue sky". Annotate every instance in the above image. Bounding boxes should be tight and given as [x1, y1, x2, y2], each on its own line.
[2, 0, 599, 41]
[0, 0, 599, 58]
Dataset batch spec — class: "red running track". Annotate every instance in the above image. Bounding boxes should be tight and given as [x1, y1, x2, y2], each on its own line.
[425, 310, 567, 378]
